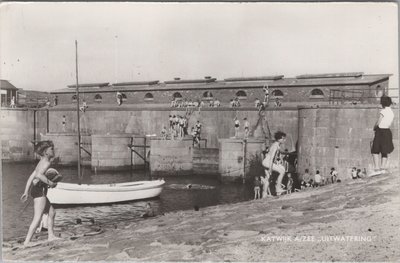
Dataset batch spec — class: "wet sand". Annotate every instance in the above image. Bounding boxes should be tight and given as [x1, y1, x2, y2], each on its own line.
[3, 171, 400, 261]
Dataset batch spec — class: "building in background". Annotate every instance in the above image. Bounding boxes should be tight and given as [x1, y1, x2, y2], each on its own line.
[49, 72, 392, 107]
[1, 80, 18, 107]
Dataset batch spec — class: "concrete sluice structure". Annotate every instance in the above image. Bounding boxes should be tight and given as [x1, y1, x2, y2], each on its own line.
[1, 104, 398, 182]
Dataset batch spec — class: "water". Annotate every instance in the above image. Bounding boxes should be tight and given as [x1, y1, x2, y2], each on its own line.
[2, 162, 253, 241]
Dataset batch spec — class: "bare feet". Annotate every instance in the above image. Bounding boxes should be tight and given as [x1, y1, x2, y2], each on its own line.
[48, 236, 61, 242]
[23, 241, 31, 247]
[23, 241, 41, 248]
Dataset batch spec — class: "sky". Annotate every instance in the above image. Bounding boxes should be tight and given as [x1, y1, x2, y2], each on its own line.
[0, 2, 398, 98]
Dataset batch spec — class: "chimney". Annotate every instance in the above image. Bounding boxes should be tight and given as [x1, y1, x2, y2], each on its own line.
[174, 77, 181, 81]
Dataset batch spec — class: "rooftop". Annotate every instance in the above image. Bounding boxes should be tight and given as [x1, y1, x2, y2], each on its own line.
[0, 80, 18, 90]
[50, 73, 391, 94]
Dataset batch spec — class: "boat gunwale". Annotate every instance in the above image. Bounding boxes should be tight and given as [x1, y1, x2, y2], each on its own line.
[51, 180, 165, 192]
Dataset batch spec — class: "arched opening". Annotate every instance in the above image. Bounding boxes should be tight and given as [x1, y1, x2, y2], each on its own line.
[203, 91, 213, 98]
[144, 93, 154, 101]
[311, 89, 324, 96]
[94, 94, 102, 103]
[236, 90, 247, 98]
[173, 92, 182, 99]
[121, 93, 127, 101]
[272, 89, 284, 97]
[72, 95, 77, 102]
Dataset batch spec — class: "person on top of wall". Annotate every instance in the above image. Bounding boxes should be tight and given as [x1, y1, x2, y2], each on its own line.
[45, 97, 51, 107]
[161, 126, 167, 140]
[20, 141, 59, 246]
[62, 115, 66, 132]
[243, 117, 250, 139]
[263, 85, 269, 106]
[80, 99, 88, 112]
[10, 96, 16, 108]
[116, 91, 123, 106]
[262, 131, 287, 195]
[370, 95, 394, 176]
[233, 117, 240, 138]
[275, 98, 282, 107]
[254, 98, 261, 109]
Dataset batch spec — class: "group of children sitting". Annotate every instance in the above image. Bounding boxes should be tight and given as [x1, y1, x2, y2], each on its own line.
[299, 166, 367, 189]
[171, 98, 200, 108]
[170, 98, 221, 108]
[230, 97, 241, 108]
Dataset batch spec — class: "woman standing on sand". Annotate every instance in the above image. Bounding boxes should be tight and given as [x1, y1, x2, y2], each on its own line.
[370, 95, 394, 176]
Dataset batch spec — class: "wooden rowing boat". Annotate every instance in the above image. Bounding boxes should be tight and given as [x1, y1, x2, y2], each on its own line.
[47, 179, 165, 205]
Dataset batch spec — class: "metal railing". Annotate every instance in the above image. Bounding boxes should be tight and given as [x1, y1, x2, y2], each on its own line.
[329, 88, 398, 105]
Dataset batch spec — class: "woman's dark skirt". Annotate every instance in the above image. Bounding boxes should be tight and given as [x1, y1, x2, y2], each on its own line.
[371, 128, 394, 155]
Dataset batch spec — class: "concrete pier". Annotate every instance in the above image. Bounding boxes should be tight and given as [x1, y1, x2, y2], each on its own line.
[91, 134, 132, 170]
[150, 138, 194, 176]
[218, 138, 265, 182]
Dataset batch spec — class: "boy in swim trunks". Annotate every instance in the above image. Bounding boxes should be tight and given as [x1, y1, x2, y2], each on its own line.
[20, 141, 59, 246]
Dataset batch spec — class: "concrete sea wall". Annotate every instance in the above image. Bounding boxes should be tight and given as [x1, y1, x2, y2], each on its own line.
[150, 139, 193, 176]
[219, 138, 265, 182]
[46, 106, 299, 149]
[1, 106, 398, 181]
[297, 105, 399, 180]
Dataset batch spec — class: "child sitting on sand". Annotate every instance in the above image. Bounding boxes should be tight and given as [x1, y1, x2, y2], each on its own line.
[351, 167, 358, 180]
[330, 167, 338, 184]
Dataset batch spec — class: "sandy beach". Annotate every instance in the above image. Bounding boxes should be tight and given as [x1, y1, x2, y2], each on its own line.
[3, 171, 400, 261]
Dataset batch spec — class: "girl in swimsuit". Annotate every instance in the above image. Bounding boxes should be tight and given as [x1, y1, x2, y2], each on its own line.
[20, 140, 59, 246]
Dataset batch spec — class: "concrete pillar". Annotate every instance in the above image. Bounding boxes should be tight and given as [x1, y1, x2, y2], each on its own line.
[218, 138, 265, 182]
[91, 134, 133, 171]
[297, 105, 399, 181]
[150, 138, 193, 176]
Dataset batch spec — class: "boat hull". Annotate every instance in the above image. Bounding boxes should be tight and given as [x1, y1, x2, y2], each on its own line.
[47, 180, 165, 205]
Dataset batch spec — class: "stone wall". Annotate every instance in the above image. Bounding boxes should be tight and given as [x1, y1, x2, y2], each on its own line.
[218, 138, 265, 182]
[0, 109, 35, 161]
[297, 105, 399, 181]
[91, 134, 136, 170]
[3, 105, 398, 182]
[45, 107, 299, 150]
[149, 139, 194, 176]
[192, 148, 219, 175]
